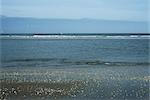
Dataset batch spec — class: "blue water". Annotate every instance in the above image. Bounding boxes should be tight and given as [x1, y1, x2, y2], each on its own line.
[0, 38, 149, 100]
[1, 39, 149, 65]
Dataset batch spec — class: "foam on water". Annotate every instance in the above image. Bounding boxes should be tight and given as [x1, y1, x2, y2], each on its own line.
[0, 34, 150, 39]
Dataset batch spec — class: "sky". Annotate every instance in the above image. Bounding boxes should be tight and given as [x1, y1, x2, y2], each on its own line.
[1, 0, 149, 22]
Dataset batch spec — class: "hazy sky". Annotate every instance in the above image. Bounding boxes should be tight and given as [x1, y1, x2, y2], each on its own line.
[1, 0, 149, 21]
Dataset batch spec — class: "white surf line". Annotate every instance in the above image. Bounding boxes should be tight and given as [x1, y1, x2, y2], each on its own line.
[0, 35, 150, 39]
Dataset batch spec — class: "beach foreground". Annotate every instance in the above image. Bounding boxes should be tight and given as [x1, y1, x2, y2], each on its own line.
[0, 64, 149, 100]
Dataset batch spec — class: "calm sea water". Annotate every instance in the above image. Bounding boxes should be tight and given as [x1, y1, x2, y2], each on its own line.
[1, 39, 149, 64]
[0, 38, 150, 100]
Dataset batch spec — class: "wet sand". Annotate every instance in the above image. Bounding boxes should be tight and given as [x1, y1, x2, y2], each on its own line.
[0, 65, 149, 100]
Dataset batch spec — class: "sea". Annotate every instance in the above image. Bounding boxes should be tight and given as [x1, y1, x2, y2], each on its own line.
[0, 34, 150, 100]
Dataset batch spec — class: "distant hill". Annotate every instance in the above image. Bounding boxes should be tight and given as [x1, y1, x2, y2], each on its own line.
[1, 16, 148, 34]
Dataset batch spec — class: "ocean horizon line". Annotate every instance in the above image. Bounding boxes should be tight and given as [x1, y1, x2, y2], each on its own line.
[0, 33, 150, 36]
